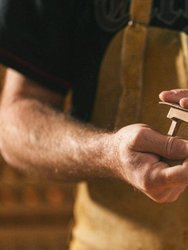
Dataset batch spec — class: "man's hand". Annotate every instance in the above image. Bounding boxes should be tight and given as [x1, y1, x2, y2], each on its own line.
[159, 89, 188, 108]
[112, 124, 188, 203]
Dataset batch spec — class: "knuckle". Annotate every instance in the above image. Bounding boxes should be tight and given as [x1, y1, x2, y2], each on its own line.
[140, 168, 161, 193]
[151, 194, 168, 204]
[139, 170, 156, 193]
[130, 126, 150, 148]
[141, 178, 153, 192]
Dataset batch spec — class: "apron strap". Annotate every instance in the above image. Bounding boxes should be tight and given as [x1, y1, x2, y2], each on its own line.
[92, 0, 153, 129]
[131, 0, 153, 25]
[115, 0, 153, 127]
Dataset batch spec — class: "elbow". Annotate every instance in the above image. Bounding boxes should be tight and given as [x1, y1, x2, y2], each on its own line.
[0, 144, 19, 169]
[0, 104, 26, 169]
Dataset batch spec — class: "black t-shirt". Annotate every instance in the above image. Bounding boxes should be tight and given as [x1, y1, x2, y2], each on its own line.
[0, 0, 188, 121]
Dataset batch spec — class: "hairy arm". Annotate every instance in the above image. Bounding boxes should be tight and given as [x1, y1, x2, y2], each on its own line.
[0, 69, 117, 180]
[1, 69, 188, 203]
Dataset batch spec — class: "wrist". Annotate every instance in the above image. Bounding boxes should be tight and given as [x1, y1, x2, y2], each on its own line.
[88, 131, 123, 180]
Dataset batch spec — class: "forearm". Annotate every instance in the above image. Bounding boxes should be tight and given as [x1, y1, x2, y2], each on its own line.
[0, 98, 118, 180]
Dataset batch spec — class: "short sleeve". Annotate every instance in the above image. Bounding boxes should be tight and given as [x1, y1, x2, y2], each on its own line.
[0, 0, 73, 94]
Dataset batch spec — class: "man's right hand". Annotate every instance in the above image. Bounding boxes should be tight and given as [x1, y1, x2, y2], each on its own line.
[111, 124, 188, 203]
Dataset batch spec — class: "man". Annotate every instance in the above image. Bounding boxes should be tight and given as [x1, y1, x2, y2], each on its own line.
[1, 0, 188, 249]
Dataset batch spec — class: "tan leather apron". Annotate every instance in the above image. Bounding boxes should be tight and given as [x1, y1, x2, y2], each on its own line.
[70, 1, 188, 249]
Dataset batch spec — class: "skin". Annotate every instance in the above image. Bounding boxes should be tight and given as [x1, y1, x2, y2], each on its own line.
[160, 89, 188, 108]
[1, 69, 188, 204]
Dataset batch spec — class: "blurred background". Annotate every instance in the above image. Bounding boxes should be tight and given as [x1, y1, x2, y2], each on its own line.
[0, 65, 75, 250]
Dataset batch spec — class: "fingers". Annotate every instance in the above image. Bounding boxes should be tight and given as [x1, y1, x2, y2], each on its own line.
[159, 89, 188, 108]
[118, 125, 188, 203]
[151, 162, 188, 187]
[129, 126, 188, 160]
[180, 98, 188, 108]
[136, 160, 188, 203]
